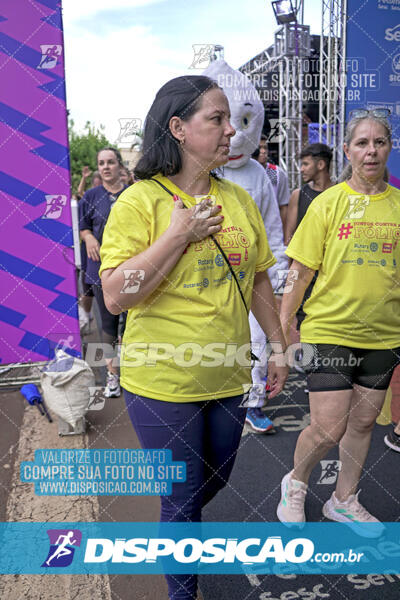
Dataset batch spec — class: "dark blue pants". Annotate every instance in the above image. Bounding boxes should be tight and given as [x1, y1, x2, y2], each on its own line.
[124, 391, 246, 600]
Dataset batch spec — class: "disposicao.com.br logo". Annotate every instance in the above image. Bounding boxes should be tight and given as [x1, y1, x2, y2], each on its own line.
[1, 522, 395, 575]
[84, 535, 314, 565]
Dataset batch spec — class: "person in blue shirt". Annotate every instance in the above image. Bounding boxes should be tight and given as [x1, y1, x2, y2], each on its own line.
[79, 147, 127, 397]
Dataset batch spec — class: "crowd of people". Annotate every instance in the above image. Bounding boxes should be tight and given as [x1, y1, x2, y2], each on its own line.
[76, 75, 400, 600]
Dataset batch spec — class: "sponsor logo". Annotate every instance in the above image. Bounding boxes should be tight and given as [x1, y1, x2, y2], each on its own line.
[378, 0, 400, 9]
[228, 253, 241, 266]
[382, 242, 393, 253]
[385, 24, 400, 41]
[259, 583, 331, 599]
[215, 254, 224, 267]
[390, 52, 400, 84]
[357, 258, 363, 265]
[393, 52, 400, 74]
[370, 242, 378, 252]
[42, 529, 82, 567]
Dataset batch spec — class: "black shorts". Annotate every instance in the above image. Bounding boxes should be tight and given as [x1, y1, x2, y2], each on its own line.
[301, 344, 400, 392]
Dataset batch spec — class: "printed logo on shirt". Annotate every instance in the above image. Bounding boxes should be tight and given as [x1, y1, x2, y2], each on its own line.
[345, 195, 370, 219]
[228, 253, 241, 266]
[383, 243, 393, 253]
[337, 223, 354, 240]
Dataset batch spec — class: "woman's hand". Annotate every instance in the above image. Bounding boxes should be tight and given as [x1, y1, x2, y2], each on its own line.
[267, 353, 289, 399]
[169, 196, 224, 243]
[82, 165, 92, 179]
[85, 233, 101, 261]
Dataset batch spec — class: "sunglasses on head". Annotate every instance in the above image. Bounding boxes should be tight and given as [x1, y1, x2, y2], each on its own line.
[349, 108, 391, 119]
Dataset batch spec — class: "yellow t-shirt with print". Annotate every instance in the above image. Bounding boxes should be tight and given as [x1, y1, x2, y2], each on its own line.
[286, 182, 400, 349]
[100, 174, 276, 401]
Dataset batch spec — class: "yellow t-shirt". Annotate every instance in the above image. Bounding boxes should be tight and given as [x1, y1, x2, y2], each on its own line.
[100, 174, 276, 401]
[286, 182, 400, 349]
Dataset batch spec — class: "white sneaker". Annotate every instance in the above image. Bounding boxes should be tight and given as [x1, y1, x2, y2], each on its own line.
[322, 491, 385, 538]
[277, 471, 307, 527]
[104, 372, 121, 398]
[246, 384, 267, 408]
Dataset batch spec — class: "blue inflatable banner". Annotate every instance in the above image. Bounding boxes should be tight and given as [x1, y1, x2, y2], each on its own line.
[346, 0, 400, 187]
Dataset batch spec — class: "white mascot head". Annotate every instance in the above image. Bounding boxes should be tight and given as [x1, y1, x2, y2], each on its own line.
[203, 59, 264, 169]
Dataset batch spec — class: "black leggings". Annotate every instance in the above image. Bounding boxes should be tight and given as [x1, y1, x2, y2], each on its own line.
[92, 284, 120, 357]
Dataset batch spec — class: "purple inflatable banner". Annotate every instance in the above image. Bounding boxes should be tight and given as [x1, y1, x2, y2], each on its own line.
[0, 0, 80, 364]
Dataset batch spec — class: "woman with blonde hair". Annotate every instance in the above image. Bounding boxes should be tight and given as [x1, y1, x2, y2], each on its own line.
[278, 109, 400, 534]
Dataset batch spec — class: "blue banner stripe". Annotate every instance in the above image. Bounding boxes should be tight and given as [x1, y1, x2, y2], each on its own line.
[40, 12, 63, 31]
[0, 250, 64, 290]
[0, 171, 46, 206]
[0, 30, 64, 79]
[24, 219, 73, 247]
[19, 332, 81, 359]
[35, 0, 61, 9]
[48, 294, 79, 317]
[0, 101, 68, 167]
[38, 78, 68, 103]
[0, 305, 26, 327]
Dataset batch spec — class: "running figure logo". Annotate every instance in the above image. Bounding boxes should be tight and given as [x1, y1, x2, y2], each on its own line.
[37, 45, 62, 69]
[42, 195, 67, 219]
[317, 460, 342, 485]
[115, 118, 142, 145]
[121, 269, 145, 293]
[345, 195, 370, 219]
[88, 387, 106, 411]
[189, 45, 214, 69]
[42, 529, 82, 567]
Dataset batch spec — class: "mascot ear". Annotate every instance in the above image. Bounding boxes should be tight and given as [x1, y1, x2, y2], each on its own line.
[203, 58, 228, 82]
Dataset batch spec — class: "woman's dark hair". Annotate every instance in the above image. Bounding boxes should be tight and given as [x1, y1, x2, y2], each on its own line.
[97, 147, 124, 169]
[134, 75, 219, 180]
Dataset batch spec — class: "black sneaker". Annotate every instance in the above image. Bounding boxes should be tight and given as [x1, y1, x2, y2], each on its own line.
[384, 429, 400, 453]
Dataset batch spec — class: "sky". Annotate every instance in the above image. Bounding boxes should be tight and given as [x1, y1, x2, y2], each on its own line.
[62, 0, 323, 144]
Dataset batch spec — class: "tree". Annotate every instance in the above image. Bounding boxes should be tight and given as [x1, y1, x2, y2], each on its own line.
[68, 119, 111, 195]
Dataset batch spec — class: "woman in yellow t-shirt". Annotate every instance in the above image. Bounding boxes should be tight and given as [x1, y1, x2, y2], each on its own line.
[278, 110, 400, 534]
[100, 75, 288, 600]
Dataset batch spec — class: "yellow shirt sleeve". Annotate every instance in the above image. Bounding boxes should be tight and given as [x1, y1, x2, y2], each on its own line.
[285, 193, 328, 270]
[99, 188, 151, 276]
